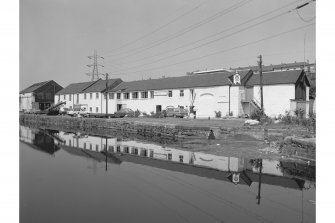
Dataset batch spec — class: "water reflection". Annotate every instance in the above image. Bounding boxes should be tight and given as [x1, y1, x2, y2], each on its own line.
[20, 125, 316, 223]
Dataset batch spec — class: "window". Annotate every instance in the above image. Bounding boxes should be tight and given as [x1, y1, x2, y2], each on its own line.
[69, 139, 72, 147]
[141, 91, 148, 98]
[124, 147, 129, 153]
[168, 90, 173, 97]
[150, 91, 154, 98]
[103, 144, 107, 150]
[179, 155, 183, 162]
[69, 106, 72, 109]
[96, 145, 99, 151]
[124, 93, 129, 99]
[96, 93, 99, 99]
[64, 95, 66, 100]
[96, 107, 98, 113]
[180, 90, 184, 97]
[90, 107, 92, 112]
[90, 144, 92, 150]
[116, 146, 121, 152]
[109, 93, 114, 99]
[84, 93, 87, 99]
[84, 143, 86, 149]
[168, 153, 172, 160]
[90, 93, 92, 99]
[76, 94, 79, 103]
[117, 93, 121, 99]
[132, 92, 138, 99]
[58, 95, 60, 102]
[69, 94, 72, 101]
[108, 145, 114, 152]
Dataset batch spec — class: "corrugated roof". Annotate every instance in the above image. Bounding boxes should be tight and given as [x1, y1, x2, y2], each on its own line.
[245, 70, 305, 86]
[82, 78, 122, 93]
[232, 62, 310, 72]
[56, 81, 96, 95]
[20, 80, 50, 94]
[112, 70, 251, 92]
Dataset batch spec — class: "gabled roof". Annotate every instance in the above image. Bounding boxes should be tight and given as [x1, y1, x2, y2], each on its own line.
[20, 80, 51, 94]
[112, 70, 251, 92]
[245, 70, 308, 86]
[55, 81, 96, 95]
[56, 78, 123, 95]
[82, 78, 122, 93]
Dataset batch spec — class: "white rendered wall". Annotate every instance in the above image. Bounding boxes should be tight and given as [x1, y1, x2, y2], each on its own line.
[112, 86, 233, 118]
[253, 84, 295, 117]
[20, 93, 34, 111]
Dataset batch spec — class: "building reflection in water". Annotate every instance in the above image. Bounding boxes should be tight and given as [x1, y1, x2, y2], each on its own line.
[20, 126, 315, 198]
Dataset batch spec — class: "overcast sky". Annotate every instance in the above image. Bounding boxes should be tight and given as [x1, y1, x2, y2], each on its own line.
[20, 0, 315, 90]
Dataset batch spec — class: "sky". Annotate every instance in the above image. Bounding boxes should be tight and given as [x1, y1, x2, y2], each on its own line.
[20, 0, 316, 90]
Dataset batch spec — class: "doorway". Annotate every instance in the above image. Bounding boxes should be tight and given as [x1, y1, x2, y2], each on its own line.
[156, 105, 162, 113]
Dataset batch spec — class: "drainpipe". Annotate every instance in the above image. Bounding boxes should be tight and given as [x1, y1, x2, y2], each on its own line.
[229, 85, 231, 115]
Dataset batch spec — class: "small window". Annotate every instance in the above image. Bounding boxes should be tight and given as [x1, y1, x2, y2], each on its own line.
[96, 145, 99, 151]
[168, 91, 172, 97]
[150, 91, 154, 98]
[109, 93, 114, 99]
[90, 107, 92, 112]
[96, 107, 98, 113]
[108, 145, 114, 152]
[149, 150, 154, 158]
[116, 146, 121, 152]
[96, 93, 99, 99]
[124, 93, 129, 99]
[84, 93, 87, 99]
[69, 94, 72, 101]
[103, 144, 106, 150]
[69, 139, 72, 147]
[141, 91, 148, 99]
[180, 90, 184, 97]
[90, 93, 92, 99]
[179, 155, 183, 162]
[117, 93, 121, 99]
[90, 144, 92, 150]
[124, 146, 129, 153]
[132, 92, 138, 99]
[84, 143, 86, 149]
[168, 153, 172, 160]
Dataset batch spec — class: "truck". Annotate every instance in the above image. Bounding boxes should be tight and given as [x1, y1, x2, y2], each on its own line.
[165, 106, 189, 118]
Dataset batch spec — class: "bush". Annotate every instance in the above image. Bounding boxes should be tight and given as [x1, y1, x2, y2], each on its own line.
[134, 109, 141, 118]
[294, 108, 305, 119]
[250, 110, 264, 121]
[214, 111, 222, 118]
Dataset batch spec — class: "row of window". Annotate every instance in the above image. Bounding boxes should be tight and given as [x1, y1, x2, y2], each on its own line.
[68, 140, 185, 162]
[59, 89, 193, 101]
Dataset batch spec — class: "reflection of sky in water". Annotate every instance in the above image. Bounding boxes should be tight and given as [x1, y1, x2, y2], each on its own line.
[20, 125, 315, 223]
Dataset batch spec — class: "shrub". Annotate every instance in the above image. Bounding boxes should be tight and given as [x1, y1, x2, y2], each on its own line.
[134, 109, 141, 118]
[250, 109, 264, 121]
[214, 111, 222, 118]
[294, 108, 305, 119]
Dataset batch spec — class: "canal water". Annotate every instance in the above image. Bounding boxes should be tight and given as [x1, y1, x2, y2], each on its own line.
[20, 125, 315, 223]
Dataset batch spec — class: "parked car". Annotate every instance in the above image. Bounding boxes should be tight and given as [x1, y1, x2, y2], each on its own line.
[114, 108, 134, 118]
[165, 106, 188, 118]
[67, 104, 89, 117]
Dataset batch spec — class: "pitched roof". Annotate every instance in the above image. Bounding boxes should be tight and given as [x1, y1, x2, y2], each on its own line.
[20, 80, 50, 94]
[245, 70, 306, 86]
[232, 61, 310, 72]
[112, 70, 251, 92]
[56, 81, 96, 95]
[82, 78, 122, 93]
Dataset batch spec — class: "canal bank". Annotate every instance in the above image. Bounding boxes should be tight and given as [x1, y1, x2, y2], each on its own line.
[20, 114, 315, 162]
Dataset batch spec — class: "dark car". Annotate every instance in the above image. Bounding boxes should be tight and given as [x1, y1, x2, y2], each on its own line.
[114, 108, 134, 118]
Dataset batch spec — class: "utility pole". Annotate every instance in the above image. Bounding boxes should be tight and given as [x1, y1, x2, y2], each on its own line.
[258, 55, 264, 113]
[86, 49, 105, 81]
[101, 73, 109, 116]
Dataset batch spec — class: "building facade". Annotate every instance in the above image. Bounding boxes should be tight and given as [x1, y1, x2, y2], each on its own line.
[20, 80, 63, 112]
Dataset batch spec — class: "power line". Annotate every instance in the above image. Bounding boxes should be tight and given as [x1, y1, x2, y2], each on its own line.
[103, 0, 253, 59]
[102, 3, 203, 55]
[105, 0, 301, 68]
[108, 1, 314, 73]
[111, 23, 314, 76]
[109, 10, 293, 73]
